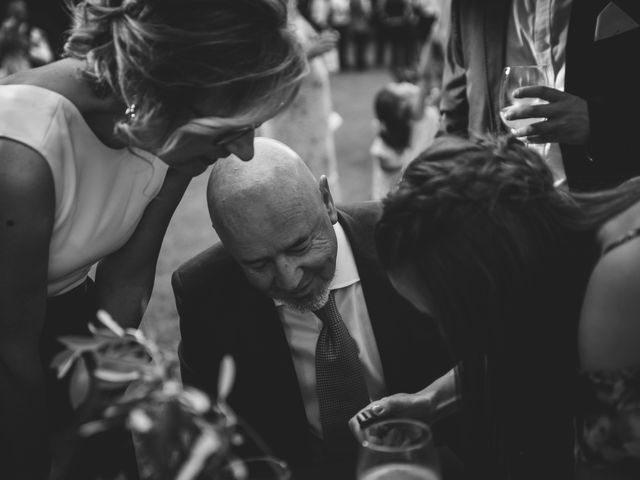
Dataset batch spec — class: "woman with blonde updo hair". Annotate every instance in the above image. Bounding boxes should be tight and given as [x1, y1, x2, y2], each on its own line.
[0, 0, 306, 478]
[364, 134, 640, 479]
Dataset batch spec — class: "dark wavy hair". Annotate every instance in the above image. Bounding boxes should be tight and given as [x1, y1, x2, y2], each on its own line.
[376, 133, 640, 478]
[64, 0, 307, 151]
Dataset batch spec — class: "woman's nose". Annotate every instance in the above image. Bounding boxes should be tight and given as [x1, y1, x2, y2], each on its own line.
[225, 130, 255, 161]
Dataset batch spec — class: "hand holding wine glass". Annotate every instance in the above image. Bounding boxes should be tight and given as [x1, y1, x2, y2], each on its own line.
[499, 65, 552, 136]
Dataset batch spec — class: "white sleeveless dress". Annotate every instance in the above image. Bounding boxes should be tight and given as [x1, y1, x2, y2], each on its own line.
[0, 84, 168, 296]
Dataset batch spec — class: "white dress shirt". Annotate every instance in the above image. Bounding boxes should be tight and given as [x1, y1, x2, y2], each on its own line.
[506, 0, 573, 185]
[274, 222, 387, 437]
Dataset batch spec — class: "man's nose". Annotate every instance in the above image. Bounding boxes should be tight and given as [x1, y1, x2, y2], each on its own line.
[273, 257, 303, 291]
[225, 130, 255, 161]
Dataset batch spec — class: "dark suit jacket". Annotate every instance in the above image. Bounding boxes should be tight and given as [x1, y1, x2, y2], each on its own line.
[439, 0, 640, 191]
[173, 202, 454, 467]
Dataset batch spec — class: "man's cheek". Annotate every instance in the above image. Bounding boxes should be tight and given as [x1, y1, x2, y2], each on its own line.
[242, 270, 268, 292]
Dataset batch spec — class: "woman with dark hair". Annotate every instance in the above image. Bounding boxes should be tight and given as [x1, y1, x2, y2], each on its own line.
[0, 0, 306, 478]
[359, 134, 640, 479]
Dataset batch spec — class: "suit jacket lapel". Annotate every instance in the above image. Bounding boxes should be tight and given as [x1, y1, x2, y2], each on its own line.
[338, 204, 428, 393]
[228, 283, 312, 463]
[565, 0, 606, 95]
[337, 204, 454, 395]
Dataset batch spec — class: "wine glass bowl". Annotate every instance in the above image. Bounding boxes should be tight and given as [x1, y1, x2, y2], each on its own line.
[356, 419, 441, 480]
[499, 65, 552, 132]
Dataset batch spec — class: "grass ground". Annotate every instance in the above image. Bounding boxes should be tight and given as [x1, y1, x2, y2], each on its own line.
[140, 68, 393, 350]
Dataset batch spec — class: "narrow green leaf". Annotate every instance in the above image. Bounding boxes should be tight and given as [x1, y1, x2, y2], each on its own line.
[78, 419, 111, 437]
[69, 356, 91, 409]
[51, 349, 76, 378]
[94, 368, 140, 383]
[96, 310, 125, 337]
[218, 355, 236, 402]
[58, 335, 108, 352]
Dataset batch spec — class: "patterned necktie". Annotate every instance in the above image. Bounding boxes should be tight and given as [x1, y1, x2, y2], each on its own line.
[314, 291, 370, 455]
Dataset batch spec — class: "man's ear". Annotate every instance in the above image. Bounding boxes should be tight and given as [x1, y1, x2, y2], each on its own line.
[319, 175, 338, 225]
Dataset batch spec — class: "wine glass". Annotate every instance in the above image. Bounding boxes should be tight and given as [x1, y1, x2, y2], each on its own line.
[499, 65, 552, 133]
[356, 419, 441, 480]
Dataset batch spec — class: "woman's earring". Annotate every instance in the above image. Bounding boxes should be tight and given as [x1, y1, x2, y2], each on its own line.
[125, 104, 138, 121]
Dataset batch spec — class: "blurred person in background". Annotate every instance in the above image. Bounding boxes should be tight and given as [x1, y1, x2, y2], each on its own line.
[369, 80, 439, 200]
[410, 0, 439, 52]
[0, 0, 54, 77]
[370, 0, 388, 67]
[379, 0, 415, 72]
[349, 0, 373, 71]
[329, 0, 353, 70]
[0, 0, 305, 478]
[261, 0, 343, 202]
[413, 27, 445, 119]
[369, 31, 444, 200]
[26, 0, 70, 60]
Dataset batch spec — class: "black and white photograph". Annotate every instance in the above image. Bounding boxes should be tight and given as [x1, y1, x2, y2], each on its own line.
[1, 1, 639, 479]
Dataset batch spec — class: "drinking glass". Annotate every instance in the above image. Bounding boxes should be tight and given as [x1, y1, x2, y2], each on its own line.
[220, 456, 291, 480]
[499, 65, 552, 132]
[356, 419, 441, 480]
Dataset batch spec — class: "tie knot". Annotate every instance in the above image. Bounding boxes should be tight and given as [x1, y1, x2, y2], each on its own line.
[313, 291, 338, 325]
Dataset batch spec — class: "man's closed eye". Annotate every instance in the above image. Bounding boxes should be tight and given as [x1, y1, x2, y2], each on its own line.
[246, 259, 268, 271]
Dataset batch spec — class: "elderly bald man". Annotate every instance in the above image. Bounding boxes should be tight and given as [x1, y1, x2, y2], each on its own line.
[172, 137, 455, 471]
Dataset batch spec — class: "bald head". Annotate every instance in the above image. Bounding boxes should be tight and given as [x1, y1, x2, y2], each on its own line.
[208, 137, 314, 216]
[208, 137, 334, 242]
[207, 137, 339, 310]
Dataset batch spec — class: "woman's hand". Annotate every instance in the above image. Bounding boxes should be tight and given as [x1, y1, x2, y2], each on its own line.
[157, 126, 234, 178]
[349, 389, 439, 438]
[349, 368, 460, 438]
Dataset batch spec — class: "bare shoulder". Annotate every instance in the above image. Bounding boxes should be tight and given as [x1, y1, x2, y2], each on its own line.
[579, 234, 640, 371]
[0, 138, 54, 232]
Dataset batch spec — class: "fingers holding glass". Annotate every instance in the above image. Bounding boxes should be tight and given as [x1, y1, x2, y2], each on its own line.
[498, 65, 552, 142]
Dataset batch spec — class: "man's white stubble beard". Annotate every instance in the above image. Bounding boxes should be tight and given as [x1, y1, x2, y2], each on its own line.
[275, 282, 332, 313]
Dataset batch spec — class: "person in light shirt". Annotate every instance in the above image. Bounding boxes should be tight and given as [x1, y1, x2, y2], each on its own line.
[173, 137, 457, 473]
[438, 0, 640, 192]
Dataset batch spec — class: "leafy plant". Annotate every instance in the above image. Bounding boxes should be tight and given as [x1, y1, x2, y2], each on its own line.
[51, 310, 278, 480]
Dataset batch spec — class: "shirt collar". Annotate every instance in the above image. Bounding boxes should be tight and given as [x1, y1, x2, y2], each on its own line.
[330, 221, 360, 290]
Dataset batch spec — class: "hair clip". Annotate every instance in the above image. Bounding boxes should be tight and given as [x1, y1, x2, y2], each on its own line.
[125, 103, 138, 121]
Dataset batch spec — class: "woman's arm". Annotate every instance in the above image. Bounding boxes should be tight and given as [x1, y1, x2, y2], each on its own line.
[349, 367, 461, 435]
[95, 169, 192, 328]
[579, 238, 640, 371]
[0, 140, 55, 479]
[577, 239, 640, 478]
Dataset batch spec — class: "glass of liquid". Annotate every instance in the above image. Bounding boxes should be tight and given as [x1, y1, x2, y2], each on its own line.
[356, 419, 441, 480]
[499, 65, 552, 133]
